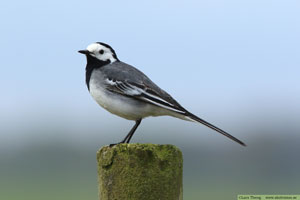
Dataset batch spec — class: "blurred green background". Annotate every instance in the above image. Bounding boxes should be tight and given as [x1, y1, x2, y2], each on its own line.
[1, 0, 300, 199]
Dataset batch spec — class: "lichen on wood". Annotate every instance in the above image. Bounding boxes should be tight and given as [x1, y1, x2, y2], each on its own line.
[97, 143, 183, 200]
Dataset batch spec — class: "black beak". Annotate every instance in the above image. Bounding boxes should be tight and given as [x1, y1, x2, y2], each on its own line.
[78, 50, 90, 55]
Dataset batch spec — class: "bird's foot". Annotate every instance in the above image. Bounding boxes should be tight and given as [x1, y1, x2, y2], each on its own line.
[109, 143, 117, 147]
[109, 142, 125, 147]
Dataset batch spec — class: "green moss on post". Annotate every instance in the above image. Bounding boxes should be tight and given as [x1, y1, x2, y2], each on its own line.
[97, 144, 183, 200]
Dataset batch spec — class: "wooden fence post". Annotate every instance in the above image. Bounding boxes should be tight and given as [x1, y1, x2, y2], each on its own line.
[97, 143, 183, 200]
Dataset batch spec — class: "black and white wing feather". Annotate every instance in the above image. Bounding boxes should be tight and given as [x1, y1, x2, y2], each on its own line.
[104, 78, 186, 114]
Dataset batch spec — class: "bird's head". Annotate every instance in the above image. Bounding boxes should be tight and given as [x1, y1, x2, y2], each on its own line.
[78, 42, 118, 64]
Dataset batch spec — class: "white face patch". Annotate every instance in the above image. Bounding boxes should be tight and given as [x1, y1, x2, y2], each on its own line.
[86, 43, 117, 63]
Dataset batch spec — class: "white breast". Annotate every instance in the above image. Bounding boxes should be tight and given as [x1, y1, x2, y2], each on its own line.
[89, 80, 114, 111]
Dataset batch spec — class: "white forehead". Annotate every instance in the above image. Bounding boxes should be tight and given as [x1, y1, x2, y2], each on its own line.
[86, 43, 110, 53]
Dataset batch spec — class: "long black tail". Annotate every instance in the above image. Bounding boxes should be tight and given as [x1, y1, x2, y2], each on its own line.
[186, 112, 246, 146]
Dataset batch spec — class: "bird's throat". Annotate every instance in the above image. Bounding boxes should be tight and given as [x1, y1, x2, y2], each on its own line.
[85, 56, 110, 90]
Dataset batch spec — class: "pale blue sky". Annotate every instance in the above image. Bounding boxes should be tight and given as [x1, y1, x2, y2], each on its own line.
[0, 0, 299, 146]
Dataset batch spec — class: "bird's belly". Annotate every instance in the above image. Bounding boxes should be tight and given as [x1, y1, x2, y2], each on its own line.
[89, 83, 160, 120]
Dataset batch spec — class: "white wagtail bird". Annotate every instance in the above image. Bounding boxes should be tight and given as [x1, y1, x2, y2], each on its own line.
[78, 42, 246, 147]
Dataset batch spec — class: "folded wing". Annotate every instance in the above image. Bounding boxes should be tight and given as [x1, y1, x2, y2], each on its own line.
[105, 78, 186, 114]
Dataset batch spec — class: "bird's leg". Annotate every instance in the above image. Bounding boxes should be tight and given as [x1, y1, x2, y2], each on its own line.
[109, 119, 142, 147]
[125, 119, 142, 143]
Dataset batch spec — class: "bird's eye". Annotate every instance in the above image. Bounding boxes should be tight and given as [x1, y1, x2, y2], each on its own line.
[99, 50, 104, 54]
